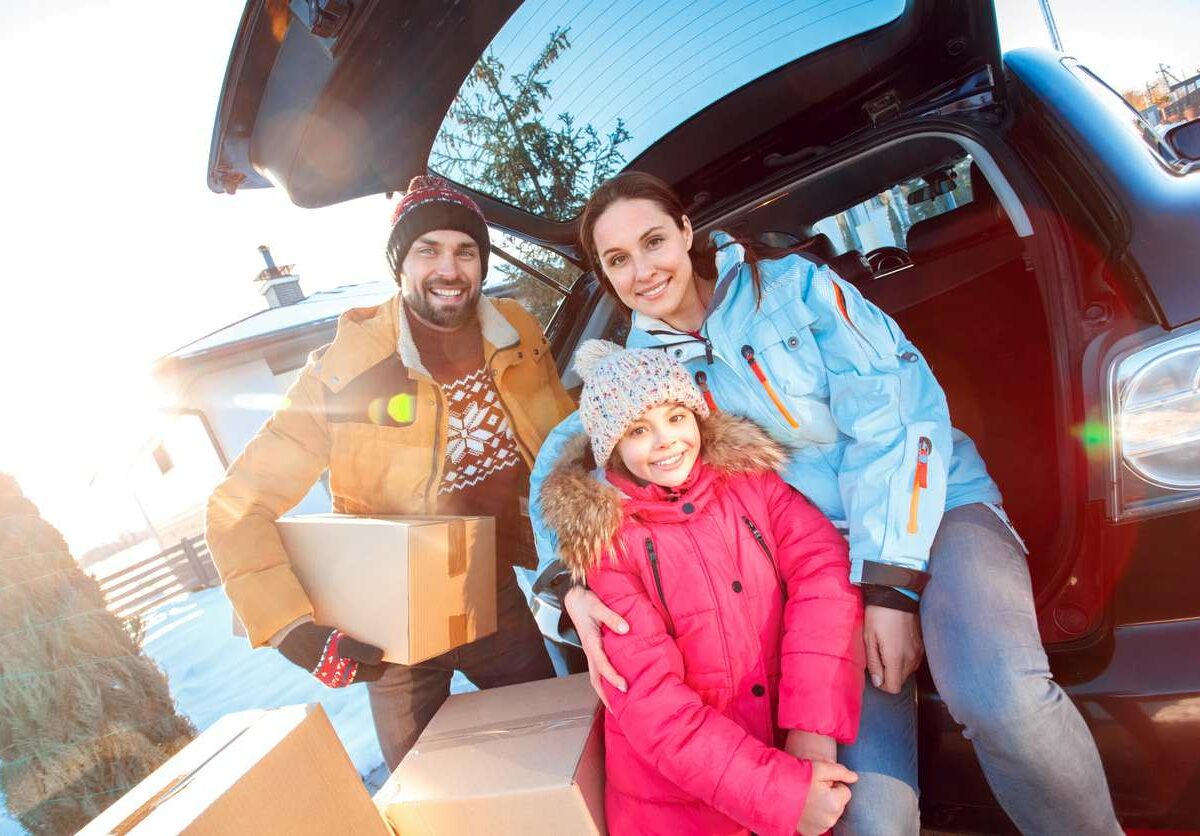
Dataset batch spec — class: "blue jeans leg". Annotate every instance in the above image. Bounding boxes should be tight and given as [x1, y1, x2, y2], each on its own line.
[836, 677, 920, 836]
[921, 504, 1121, 835]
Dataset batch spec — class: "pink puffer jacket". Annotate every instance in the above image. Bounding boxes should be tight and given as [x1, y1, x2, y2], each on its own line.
[541, 414, 864, 836]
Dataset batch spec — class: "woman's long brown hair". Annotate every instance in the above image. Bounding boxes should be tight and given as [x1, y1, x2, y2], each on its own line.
[578, 171, 794, 312]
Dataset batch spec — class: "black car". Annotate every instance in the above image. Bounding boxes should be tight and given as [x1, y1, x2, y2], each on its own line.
[208, 1, 1200, 830]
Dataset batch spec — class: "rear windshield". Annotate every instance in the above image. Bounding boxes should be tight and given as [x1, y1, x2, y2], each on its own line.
[431, 0, 906, 221]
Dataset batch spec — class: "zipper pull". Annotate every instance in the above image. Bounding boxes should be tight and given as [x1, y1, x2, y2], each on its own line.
[907, 436, 933, 534]
[915, 436, 931, 488]
[694, 371, 718, 412]
[704, 337, 714, 365]
[740, 345, 800, 429]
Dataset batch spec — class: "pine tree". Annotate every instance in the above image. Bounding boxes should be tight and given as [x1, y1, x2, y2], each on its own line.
[0, 474, 195, 834]
[431, 27, 631, 223]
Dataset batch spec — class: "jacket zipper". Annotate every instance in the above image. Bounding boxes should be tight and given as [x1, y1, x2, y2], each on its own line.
[906, 436, 932, 534]
[486, 346, 535, 465]
[740, 345, 800, 428]
[742, 516, 786, 603]
[644, 538, 676, 636]
[423, 386, 445, 508]
[831, 281, 881, 358]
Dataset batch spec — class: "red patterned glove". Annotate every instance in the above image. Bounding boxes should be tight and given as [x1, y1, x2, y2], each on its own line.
[278, 623, 386, 687]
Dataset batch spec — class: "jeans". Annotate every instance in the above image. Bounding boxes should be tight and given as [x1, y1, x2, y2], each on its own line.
[836, 504, 1120, 835]
[365, 569, 556, 770]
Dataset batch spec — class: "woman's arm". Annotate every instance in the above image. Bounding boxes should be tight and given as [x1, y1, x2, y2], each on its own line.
[802, 262, 953, 600]
[589, 560, 813, 836]
[529, 409, 585, 588]
[758, 472, 864, 743]
[528, 410, 630, 700]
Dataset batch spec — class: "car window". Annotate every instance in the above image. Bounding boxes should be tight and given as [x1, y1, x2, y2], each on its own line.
[430, 0, 906, 221]
[486, 231, 580, 331]
[560, 294, 631, 391]
[812, 157, 974, 254]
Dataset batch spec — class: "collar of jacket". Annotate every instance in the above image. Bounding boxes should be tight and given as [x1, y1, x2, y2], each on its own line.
[540, 412, 788, 582]
[315, 294, 521, 392]
[605, 461, 720, 525]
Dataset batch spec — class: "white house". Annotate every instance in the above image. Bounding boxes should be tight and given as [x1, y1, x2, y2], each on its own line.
[130, 248, 396, 546]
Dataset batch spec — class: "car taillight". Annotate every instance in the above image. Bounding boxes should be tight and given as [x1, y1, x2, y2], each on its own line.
[1107, 326, 1200, 520]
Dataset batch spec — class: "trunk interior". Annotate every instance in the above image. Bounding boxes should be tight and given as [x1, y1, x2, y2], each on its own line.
[877, 213, 1061, 594]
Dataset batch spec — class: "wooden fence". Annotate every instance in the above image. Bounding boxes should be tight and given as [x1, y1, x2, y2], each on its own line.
[93, 535, 220, 620]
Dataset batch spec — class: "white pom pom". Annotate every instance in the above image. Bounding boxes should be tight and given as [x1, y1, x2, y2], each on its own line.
[571, 339, 623, 383]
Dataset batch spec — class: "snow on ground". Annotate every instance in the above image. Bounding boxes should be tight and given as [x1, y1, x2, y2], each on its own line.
[1, 586, 479, 834]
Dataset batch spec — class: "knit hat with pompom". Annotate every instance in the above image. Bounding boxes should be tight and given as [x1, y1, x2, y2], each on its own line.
[573, 339, 709, 466]
[386, 175, 490, 282]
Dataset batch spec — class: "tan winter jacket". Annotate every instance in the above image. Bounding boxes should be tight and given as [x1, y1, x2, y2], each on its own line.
[206, 293, 575, 647]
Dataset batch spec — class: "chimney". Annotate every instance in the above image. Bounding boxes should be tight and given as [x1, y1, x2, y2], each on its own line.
[254, 245, 305, 308]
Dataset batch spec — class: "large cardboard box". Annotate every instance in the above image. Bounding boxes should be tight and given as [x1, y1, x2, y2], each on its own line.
[78, 704, 390, 835]
[375, 673, 606, 835]
[274, 514, 497, 665]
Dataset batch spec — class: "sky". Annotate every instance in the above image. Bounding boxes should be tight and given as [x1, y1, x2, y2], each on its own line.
[0, 0, 1196, 551]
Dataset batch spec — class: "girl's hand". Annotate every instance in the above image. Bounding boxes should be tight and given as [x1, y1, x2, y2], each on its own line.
[864, 604, 923, 694]
[564, 585, 629, 709]
[785, 729, 836, 764]
[796, 761, 857, 835]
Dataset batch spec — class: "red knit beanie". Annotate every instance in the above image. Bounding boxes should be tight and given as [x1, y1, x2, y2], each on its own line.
[386, 175, 490, 281]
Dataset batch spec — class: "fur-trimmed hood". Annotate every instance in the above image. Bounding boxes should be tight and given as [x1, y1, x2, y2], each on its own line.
[540, 413, 787, 581]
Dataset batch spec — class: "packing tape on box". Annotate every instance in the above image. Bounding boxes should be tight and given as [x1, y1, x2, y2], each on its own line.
[448, 613, 468, 646]
[408, 708, 597, 755]
[447, 520, 466, 577]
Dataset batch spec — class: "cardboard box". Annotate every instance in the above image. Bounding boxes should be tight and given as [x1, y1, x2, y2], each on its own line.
[375, 673, 606, 835]
[79, 704, 390, 836]
[274, 514, 497, 665]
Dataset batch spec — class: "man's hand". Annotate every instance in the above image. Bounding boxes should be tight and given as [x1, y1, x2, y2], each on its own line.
[785, 730, 837, 765]
[863, 604, 923, 694]
[278, 623, 386, 688]
[564, 585, 629, 709]
[796, 761, 857, 835]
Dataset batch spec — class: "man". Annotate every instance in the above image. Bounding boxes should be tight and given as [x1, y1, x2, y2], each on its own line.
[207, 175, 575, 769]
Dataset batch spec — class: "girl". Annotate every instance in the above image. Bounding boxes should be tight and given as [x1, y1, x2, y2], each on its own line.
[540, 339, 863, 835]
[530, 172, 1119, 835]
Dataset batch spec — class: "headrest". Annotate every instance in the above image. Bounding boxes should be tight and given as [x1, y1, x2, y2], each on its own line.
[906, 166, 1008, 260]
[827, 250, 872, 286]
[799, 233, 837, 262]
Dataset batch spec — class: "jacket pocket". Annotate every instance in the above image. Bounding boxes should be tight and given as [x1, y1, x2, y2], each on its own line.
[741, 515, 786, 604]
[328, 422, 430, 509]
[747, 307, 826, 399]
[644, 538, 676, 636]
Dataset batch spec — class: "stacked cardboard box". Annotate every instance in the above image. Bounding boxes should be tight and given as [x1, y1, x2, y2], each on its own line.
[79, 704, 390, 835]
[376, 673, 606, 835]
[232, 514, 498, 664]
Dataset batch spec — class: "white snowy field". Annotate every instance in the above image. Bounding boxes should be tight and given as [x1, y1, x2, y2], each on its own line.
[0, 585, 480, 834]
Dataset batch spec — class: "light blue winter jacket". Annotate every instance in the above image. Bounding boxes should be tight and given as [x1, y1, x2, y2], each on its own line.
[530, 232, 1001, 595]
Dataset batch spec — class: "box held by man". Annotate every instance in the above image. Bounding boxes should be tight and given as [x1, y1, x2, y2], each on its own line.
[276, 514, 497, 665]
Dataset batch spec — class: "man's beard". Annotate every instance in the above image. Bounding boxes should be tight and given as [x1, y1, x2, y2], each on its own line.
[402, 281, 480, 330]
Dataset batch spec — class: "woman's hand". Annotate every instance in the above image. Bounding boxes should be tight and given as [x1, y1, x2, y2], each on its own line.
[796, 761, 857, 835]
[785, 730, 836, 764]
[864, 604, 924, 694]
[564, 585, 629, 709]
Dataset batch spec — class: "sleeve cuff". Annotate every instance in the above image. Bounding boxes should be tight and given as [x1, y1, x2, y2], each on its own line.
[858, 560, 930, 596]
[862, 584, 920, 613]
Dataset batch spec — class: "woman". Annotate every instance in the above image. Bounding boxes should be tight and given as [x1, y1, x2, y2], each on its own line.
[529, 172, 1120, 835]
